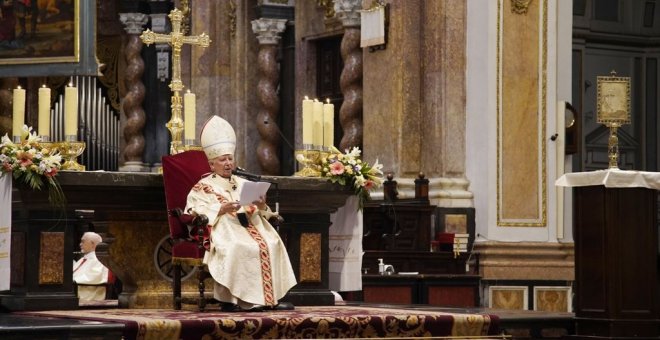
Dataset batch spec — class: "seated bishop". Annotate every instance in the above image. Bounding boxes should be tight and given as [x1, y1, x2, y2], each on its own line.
[185, 115, 296, 312]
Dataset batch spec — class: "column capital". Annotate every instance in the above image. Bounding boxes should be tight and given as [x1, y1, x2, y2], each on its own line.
[149, 13, 170, 34]
[119, 12, 148, 35]
[251, 18, 288, 45]
[334, 0, 361, 28]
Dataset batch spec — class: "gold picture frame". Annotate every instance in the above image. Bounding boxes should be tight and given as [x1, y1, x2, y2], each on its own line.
[0, 0, 96, 77]
[596, 73, 631, 125]
[0, 0, 78, 64]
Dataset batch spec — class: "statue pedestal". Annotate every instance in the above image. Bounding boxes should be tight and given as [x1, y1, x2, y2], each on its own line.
[2, 172, 351, 310]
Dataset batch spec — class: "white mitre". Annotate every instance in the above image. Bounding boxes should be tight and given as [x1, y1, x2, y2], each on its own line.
[200, 116, 236, 159]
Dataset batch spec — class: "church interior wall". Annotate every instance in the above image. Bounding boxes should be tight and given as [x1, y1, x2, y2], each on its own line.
[466, 0, 574, 300]
[12, 0, 657, 313]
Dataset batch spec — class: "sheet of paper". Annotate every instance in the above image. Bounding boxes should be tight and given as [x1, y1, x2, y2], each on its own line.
[239, 181, 271, 206]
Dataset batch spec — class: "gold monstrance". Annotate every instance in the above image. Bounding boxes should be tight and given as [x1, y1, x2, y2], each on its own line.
[140, 8, 211, 155]
[596, 70, 631, 169]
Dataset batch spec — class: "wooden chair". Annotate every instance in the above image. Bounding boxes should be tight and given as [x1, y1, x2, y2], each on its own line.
[162, 150, 216, 311]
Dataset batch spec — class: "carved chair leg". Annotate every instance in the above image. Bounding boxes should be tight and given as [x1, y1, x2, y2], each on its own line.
[197, 266, 206, 312]
[173, 263, 182, 310]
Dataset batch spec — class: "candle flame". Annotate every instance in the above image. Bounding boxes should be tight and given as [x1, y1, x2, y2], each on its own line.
[68, 82, 73, 87]
[326, 98, 330, 104]
[16, 85, 22, 89]
[304, 95, 309, 100]
[42, 84, 47, 88]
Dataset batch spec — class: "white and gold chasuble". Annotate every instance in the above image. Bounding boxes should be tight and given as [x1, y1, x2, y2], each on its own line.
[73, 251, 109, 301]
[185, 174, 296, 307]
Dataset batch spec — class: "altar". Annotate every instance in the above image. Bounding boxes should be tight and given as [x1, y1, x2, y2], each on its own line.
[1, 171, 352, 310]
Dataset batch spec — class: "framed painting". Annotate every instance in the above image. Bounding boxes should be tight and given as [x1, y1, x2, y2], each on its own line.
[0, 0, 97, 77]
[597, 72, 631, 125]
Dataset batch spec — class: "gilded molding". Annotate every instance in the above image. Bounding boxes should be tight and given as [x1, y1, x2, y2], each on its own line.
[317, 0, 336, 19]
[97, 36, 122, 111]
[496, 0, 547, 227]
[180, 0, 190, 35]
[299, 233, 321, 282]
[511, 0, 533, 15]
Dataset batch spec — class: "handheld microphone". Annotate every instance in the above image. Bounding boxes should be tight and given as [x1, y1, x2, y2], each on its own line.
[232, 167, 262, 182]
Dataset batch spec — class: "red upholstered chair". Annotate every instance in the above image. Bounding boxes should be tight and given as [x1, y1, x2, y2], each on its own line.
[162, 150, 215, 311]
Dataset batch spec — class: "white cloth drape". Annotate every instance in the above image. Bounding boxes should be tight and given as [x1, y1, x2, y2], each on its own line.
[556, 169, 660, 189]
[0, 175, 12, 291]
[328, 195, 363, 292]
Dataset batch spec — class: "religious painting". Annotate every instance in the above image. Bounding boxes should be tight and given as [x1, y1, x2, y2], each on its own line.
[0, 0, 78, 64]
[597, 73, 631, 125]
[533, 286, 572, 312]
[444, 214, 467, 234]
[488, 286, 528, 310]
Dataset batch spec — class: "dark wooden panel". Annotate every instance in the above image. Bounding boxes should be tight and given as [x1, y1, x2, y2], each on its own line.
[427, 286, 475, 307]
[573, 186, 660, 337]
[363, 286, 412, 305]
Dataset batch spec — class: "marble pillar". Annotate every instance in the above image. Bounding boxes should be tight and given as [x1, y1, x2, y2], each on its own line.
[362, 1, 471, 208]
[251, 18, 287, 175]
[119, 13, 149, 172]
[335, 0, 363, 151]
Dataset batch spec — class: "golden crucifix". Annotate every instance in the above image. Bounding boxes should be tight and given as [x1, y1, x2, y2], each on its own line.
[140, 8, 211, 154]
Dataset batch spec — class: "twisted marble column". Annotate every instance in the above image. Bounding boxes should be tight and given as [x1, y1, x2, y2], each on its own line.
[335, 0, 363, 150]
[119, 13, 148, 171]
[251, 18, 287, 175]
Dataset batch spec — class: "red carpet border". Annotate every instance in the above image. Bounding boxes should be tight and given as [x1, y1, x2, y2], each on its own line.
[25, 305, 499, 339]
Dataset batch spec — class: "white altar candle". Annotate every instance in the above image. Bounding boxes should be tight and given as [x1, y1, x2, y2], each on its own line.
[312, 99, 324, 147]
[323, 99, 334, 148]
[64, 83, 78, 137]
[12, 86, 25, 139]
[302, 96, 313, 145]
[184, 90, 196, 141]
[38, 85, 51, 137]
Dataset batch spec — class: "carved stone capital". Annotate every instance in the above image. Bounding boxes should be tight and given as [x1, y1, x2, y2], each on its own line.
[119, 13, 148, 35]
[334, 0, 361, 27]
[149, 13, 170, 33]
[251, 18, 287, 45]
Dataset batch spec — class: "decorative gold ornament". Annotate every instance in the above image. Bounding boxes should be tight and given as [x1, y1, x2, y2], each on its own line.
[317, 0, 335, 19]
[294, 149, 322, 177]
[58, 140, 86, 171]
[140, 8, 211, 155]
[511, 0, 533, 15]
[597, 70, 631, 169]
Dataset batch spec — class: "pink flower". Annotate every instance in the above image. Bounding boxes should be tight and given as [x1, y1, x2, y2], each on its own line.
[330, 162, 345, 175]
[364, 179, 374, 190]
[44, 168, 58, 177]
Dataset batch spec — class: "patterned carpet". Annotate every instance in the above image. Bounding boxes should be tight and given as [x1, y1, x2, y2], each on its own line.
[25, 305, 499, 339]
